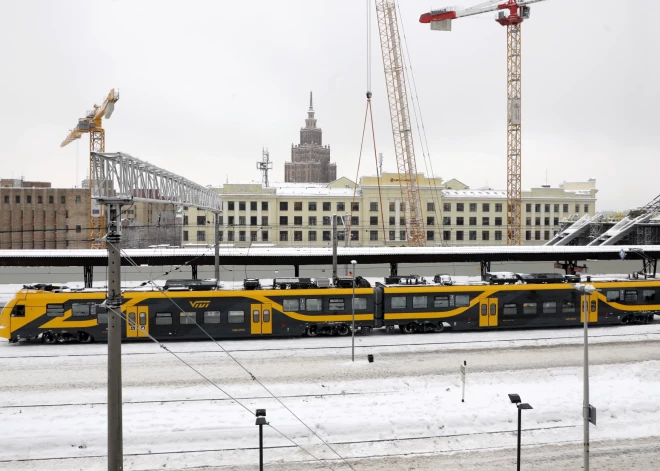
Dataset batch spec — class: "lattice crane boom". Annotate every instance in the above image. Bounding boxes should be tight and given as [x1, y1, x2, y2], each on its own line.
[61, 89, 120, 248]
[420, 0, 547, 246]
[375, 0, 426, 247]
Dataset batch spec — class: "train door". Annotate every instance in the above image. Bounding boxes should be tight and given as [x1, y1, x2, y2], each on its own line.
[580, 294, 598, 323]
[250, 303, 273, 335]
[126, 306, 150, 338]
[479, 298, 499, 327]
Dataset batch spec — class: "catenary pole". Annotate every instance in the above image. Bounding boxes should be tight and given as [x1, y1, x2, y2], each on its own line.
[583, 288, 590, 471]
[214, 212, 220, 286]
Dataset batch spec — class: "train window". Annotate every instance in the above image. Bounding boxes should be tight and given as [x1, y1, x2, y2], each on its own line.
[97, 313, 108, 324]
[180, 312, 197, 324]
[253, 310, 260, 323]
[624, 290, 638, 302]
[306, 298, 322, 311]
[606, 290, 620, 302]
[490, 303, 497, 316]
[155, 312, 172, 325]
[139, 312, 147, 325]
[523, 303, 537, 315]
[352, 298, 367, 310]
[590, 300, 596, 312]
[562, 301, 576, 313]
[72, 303, 90, 316]
[413, 296, 428, 308]
[204, 311, 221, 324]
[263, 309, 270, 322]
[391, 297, 407, 309]
[502, 304, 517, 315]
[542, 302, 557, 314]
[480, 304, 487, 316]
[46, 304, 65, 316]
[643, 290, 656, 302]
[329, 298, 345, 311]
[228, 311, 245, 324]
[283, 299, 300, 311]
[455, 295, 470, 307]
[11, 305, 25, 317]
[434, 296, 449, 308]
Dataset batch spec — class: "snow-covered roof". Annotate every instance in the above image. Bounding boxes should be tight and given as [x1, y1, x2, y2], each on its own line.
[442, 189, 506, 198]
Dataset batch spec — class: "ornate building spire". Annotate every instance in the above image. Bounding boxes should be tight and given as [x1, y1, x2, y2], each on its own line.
[305, 90, 317, 129]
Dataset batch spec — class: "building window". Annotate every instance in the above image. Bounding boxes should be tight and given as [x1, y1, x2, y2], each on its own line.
[351, 202, 359, 211]
[280, 231, 288, 241]
[75, 225, 82, 233]
[228, 231, 234, 241]
[544, 204, 550, 212]
[280, 202, 288, 211]
[400, 230, 406, 241]
[427, 231, 435, 241]
[227, 216, 234, 225]
[370, 230, 378, 241]
[238, 216, 246, 225]
[250, 231, 257, 241]
[370, 216, 378, 226]
[469, 203, 477, 212]
[457, 217, 464, 226]
[482, 231, 490, 241]
[323, 202, 331, 211]
[308, 202, 317, 211]
[197, 216, 206, 225]
[584, 204, 589, 212]
[427, 202, 435, 212]
[323, 231, 331, 241]
[399, 217, 405, 226]
[323, 216, 331, 226]
[293, 216, 303, 225]
[495, 217, 502, 226]
[544, 217, 550, 226]
[495, 230, 503, 241]
[575, 204, 580, 213]
[227, 201, 235, 211]
[534, 204, 540, 212]
[258, 216, 267, 226]
[294, 202, 303, 211]
[352, 216, 359, 225]
[544, 230, 550, 240]
[525, 231, 531, 241]
[495, 203, 503, 212]
[389, 230, 396, 241]
[563, 204, 569, 213]
[3, 195, 8, 203]
[554, 217, 559, 226]
[443, 203, 451, 212]
[309, 231, 317, 241]
[238, 201, 246, 211]
[218, 231, 223, 241]
[262, 231, 268, 241]
[15, 195, 20, 203]
[251, 216, 257, 225]
[469, 217, 477, 226]
[389, 216, 395, 226]
[218, 216, 224, 225]
[554, 204, 559, 212]
[337, 202, 345, 212]
[427, 216, 435, 226]
[526, 204, 532, 212]
[183, 231, 188, 241]
[535, 230, 541, 240]
[469, 231, 477, 240]
[183, 215, 189, 225]
[535, 217, 541, 226]
[370, 202, 378, 211]
[239, 231, 246, 241]
[262, 201, 268, 211]
[456, 203, 464, 212]
[482, 217, 489, 226]
[294, 231, 303, 241]
[27, 195, 32, 204]
[351, 230, 359, 241]
[389, 202, 396, 212]
[443, 230, 451, 241]
[482, 203, 490, 212]
[309, 216, 317, 226]
[196, 231, 205, 241]
[443, 216, 451, 225]
[280, 216, 288, 226]
[49, 195, 54, 204]
[37, 195, 42, 204]
[456, 231, 464, 241]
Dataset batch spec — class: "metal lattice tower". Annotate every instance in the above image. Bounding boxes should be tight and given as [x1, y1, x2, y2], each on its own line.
[505, 22, 523, 245]
[257, 148, 273, 187]
[375, 0, 426, 246]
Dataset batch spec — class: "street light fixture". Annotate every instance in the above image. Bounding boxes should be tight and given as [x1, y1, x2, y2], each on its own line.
[255, 409, 268, 471]
[351, 259, 357, 362]
[509, 393, 533, 471]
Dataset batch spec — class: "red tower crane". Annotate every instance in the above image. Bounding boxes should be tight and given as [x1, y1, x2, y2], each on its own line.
[420, 0, 547, 246]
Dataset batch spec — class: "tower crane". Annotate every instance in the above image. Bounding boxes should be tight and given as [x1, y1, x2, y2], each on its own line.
[61, 89, 120, 249]
[375, 0, 426, 247]
[420, 0, 547, 246]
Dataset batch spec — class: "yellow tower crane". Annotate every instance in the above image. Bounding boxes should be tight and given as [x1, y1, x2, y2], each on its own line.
[61, 89, 120, 249]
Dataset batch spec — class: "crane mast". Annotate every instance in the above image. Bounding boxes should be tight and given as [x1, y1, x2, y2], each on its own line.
[375, 0, 426, 247]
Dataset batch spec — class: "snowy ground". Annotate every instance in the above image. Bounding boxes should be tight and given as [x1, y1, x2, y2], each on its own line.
[2, 323, 660, 470]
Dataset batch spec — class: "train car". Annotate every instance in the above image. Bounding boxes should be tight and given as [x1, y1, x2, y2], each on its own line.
[0, 283, 376, 344]
[380, 280, 659, 333]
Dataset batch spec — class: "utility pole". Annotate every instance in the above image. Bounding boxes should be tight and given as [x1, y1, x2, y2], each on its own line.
[344, 212, 349, 276]
[332, 214, 338, 282]
[214, 212, 220, 286]
[101, 197, 131, 471]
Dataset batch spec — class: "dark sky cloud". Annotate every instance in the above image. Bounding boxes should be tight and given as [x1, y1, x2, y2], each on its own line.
[1, 0, 657, 211]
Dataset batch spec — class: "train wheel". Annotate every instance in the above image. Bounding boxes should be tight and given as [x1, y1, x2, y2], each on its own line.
[78, 332, 94, 344]
[337, 324, 350, 336]
[401, 323, 416, 334]
[43, 332, 56, 344]
[423, 323, 435, 333]
[434, 322, 445, 333]
[306, 326, 318, 337]
[56, 333, 67, 344]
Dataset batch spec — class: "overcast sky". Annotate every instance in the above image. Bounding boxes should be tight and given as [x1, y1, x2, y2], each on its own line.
[1, 0, 658, 211]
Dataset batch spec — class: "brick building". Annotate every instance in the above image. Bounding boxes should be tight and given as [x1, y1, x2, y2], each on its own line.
[284, 92, 337, 183]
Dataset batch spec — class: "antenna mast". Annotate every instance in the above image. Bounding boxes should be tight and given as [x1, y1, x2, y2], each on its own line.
[257, 148, 273, 187]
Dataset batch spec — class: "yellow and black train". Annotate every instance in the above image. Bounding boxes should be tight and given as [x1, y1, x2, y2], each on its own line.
[1, 276, 658, 344]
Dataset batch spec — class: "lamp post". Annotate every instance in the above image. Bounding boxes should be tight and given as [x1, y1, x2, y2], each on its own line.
[255, 409, 267, 471]
[575, 283, 597, 471]
[508, 393, 533, 471]
[351, 259, 357, 362]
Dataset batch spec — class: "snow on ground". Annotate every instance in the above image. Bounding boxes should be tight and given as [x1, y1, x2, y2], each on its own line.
[1, 325, 660, 470]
